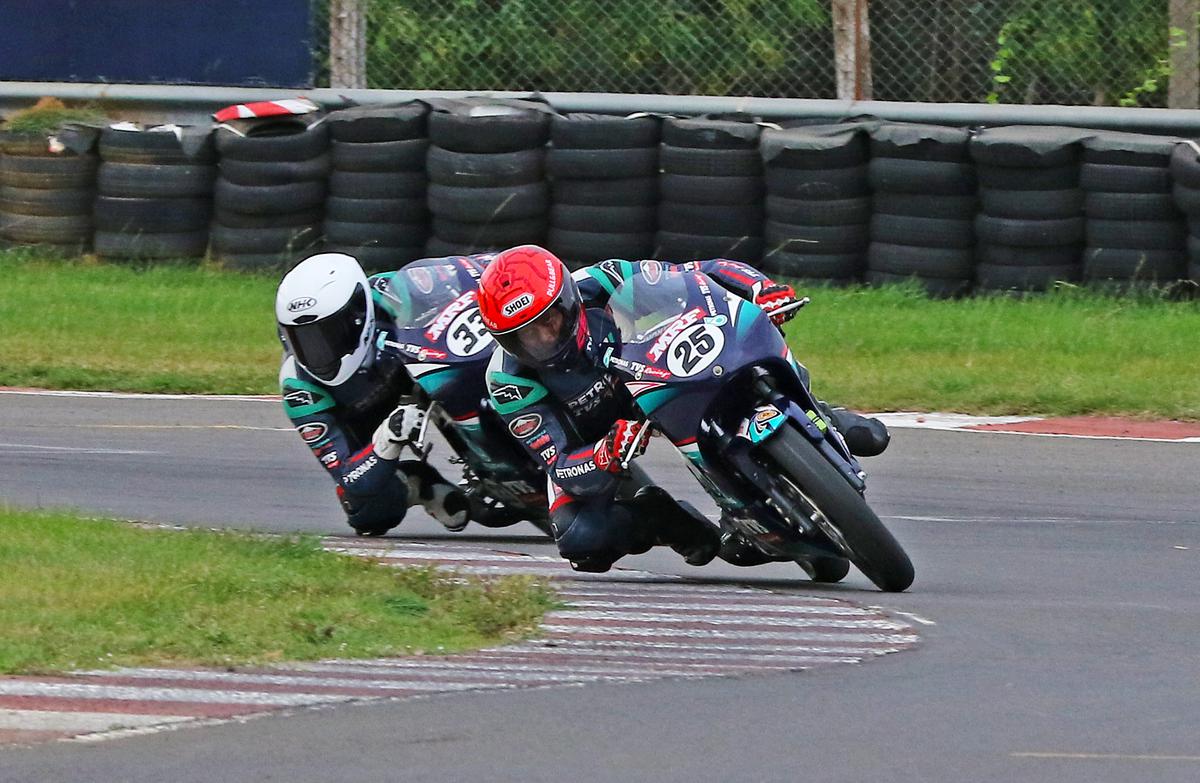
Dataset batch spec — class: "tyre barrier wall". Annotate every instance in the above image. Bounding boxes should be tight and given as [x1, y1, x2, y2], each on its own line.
[2, 97, 1200, 294]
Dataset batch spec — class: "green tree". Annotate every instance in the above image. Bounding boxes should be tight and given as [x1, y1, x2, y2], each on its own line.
[988, 0, 1171, 106]
[363, 0, 830, 96]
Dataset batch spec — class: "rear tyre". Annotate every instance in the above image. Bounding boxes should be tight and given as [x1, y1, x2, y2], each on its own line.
[761, 426, 914, 592]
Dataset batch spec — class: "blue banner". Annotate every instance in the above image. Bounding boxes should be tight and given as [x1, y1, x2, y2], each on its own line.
[0, 1, 314, 87]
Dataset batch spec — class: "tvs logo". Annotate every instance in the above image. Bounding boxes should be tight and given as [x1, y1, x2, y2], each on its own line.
[502, 293, 534, 318]
[297, 422, 328, 444]
[508, 413, 542, 438]
[287, 297, 317, 313]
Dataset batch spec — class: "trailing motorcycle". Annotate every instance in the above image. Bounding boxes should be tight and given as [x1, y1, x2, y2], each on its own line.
[601, 267, 913, 591]
[373, 256, 552, 536]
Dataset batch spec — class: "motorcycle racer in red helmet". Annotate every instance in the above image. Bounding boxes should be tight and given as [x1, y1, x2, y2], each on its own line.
[477, 244, 889, 573]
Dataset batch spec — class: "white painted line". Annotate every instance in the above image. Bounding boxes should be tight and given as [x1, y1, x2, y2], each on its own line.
[954, 430, 1200, 444]
[552, 611, 910, 630]
[556, 585, 829, 601]
[380, 565, 576, 579]
[0, 681, 350, 706]
[0, 709, 190, 732]
[326, 547, 564, 564]
[85, 668, 625, 687]
[1011, 752, 1200, 762]
[561, 600, 883, 616]
[87, 424, 292, 432]
[875, 412, 1041, 429]
[471, 647, 864, 664]
[882, 610, 937, 626]
[540, 625, 919, 644]
[887, 514, 1182, 527]
[503, 640, 880, 657]
[0, 389, 277, 402]
[0, 442, 160, 455]
[292, 661, 718, 678]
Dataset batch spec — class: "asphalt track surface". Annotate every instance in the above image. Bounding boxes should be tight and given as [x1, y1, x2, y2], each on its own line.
[1, 392, 1199, 782]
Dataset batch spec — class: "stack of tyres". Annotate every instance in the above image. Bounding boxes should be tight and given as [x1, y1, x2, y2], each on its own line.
[324, 102, 430, 272]
[93, 124, 215, 261]
[1170, 141, 1200, 283]
[759, 123, 871, 285]
[546, 112, 660, 270]
[655, 117, 764, 263]
[424, 98, 552, 257]
[866, 123, 976, 297]
[0, 127, 97, 251]
[211, 116, 329, 270]
[1080, 132, 1185, 289]
[970, 126, 1089, 292]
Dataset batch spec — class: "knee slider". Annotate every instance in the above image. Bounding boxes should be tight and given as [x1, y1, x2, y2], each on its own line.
[343, 472, 409, 535]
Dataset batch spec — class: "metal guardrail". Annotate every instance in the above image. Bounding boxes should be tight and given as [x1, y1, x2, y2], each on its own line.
[3, 81, 1200, 136]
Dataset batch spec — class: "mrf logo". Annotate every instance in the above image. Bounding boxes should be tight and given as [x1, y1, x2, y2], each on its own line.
[425, 290, 476, 342]
[509, 413, 542, 438]
[647, 307, 704, 362]
[640, 260, 663, 284]
[502, 293, 534, 318]
[406, 266, 435, 294]
[297, 422, 328, 444]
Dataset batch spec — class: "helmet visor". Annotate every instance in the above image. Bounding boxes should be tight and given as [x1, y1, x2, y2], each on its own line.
[493, 280, 582, 366]
[285, 284, 368, 381]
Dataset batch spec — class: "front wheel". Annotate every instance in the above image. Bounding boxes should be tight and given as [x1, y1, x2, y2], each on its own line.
[762, 426, 914, 592]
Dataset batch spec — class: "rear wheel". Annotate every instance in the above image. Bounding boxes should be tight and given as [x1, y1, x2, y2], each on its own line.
[761, 426, 914, 592]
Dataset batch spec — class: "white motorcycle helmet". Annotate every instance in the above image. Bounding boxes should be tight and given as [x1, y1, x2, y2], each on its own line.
[275, 252, 375, 386]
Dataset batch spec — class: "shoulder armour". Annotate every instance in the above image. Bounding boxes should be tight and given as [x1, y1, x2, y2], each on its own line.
[486, 350, 549, 415]
[280, 358, 337, 419]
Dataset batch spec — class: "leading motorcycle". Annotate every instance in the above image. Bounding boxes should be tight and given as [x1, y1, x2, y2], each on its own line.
[601, 266, 913, 591]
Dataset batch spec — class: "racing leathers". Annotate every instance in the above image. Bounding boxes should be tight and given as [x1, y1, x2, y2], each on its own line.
[484, 257, 808, 572]
[280, 269, 467, 535]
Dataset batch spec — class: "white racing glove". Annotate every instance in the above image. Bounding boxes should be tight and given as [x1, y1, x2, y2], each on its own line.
[372, 400, 428, 461]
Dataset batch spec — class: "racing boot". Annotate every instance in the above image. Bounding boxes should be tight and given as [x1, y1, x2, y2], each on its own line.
[819, 402, 890, 457]
[568, 553, 618, 574]
[400, 460, 470, 532]
[632, 485, 720, 566]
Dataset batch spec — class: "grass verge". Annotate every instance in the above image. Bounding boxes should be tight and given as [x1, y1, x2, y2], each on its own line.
[0, 507, 557, 675]
[0, 249, 1196, 418]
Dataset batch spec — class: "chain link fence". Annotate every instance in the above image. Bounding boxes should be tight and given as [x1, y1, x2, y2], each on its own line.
[319, 0, 1200, 108]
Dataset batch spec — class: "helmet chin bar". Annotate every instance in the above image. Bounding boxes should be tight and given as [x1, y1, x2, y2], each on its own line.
[318, 334, 373, 386]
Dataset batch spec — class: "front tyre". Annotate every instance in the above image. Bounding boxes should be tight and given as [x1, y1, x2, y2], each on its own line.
[762, 426, 914, 592]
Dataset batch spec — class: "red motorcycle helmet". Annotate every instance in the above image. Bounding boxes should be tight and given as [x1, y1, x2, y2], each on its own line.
[478, 245, 588, 368]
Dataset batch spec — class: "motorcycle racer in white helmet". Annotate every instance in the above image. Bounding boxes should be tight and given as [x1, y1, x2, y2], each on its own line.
[276, 251, 468, 536]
